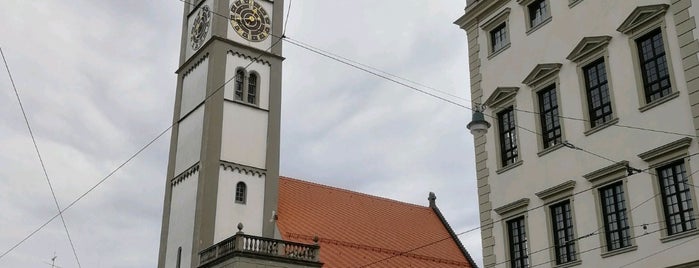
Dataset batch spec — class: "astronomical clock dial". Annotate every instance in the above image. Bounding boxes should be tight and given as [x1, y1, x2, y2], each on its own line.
[190, 5, 211, 51]
[230, 0, 271, 42]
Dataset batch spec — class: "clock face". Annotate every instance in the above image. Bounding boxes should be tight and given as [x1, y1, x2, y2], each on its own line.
[230, 0, 271, 42]
[190, 5, 211, 51]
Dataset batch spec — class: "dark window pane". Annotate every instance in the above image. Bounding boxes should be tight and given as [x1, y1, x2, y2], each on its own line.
[658, 161, 696, 235]
[551, 201, 576, 264]
[537, 85, 562, 148]
[508, 217, 529, 268]
[583, 59, 613, 128]
[600, 182, 631, 251]
[498, 107, 519, 166]
[637, 29, 672, 103]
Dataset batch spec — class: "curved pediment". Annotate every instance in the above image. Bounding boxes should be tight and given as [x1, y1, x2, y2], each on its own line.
[617, 4, 669, 34]
[521, 63, 562, 87]
[484, 87, 519, 108]
[566, 36, 612, 63]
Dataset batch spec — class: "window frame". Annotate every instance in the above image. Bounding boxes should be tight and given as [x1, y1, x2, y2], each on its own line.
[247, 71, 259, 105]
[584, 162, 638, 257]
[495, 198, 530, 268]
[234, 68, 245, 101]
[657, 160, 697, 236]
[518, 0, 552, 35]
[522, 64, 566, 156]
[619, 6, 679, 112]
[550, 200, 577, 265]
[535, 180, 581, 267]
[636, 28, 673, 104]
[638, 137, 699, 242]
[567, 36, 618, 135]
[495, 105, 522, 172]
[535, 83, 563, 150]
[598, 181, 633, 252]
[480, 8, 511, 59]
[235, 181, 247, 204]
[507, 216, 530, 268]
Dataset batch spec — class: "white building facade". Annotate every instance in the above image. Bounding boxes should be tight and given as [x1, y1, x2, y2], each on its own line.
[456, 1, 699, 267]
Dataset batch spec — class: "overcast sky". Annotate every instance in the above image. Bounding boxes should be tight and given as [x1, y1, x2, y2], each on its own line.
[0, 1, 480, 267]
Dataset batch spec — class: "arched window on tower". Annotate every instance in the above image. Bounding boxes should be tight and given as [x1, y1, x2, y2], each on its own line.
[247, 73, 257, 104]
[235, 182, 246, 204]
[234, 69, 245, 101]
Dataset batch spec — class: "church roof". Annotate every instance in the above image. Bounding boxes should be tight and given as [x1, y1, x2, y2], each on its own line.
[277, 177, 477, 268]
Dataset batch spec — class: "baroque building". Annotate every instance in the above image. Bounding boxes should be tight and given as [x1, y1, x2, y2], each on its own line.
[457, 0, 699, 267]
[157, 1, 477, 267]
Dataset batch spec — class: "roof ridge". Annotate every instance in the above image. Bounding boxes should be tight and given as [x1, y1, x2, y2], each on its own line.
[279, 176, 430, 209]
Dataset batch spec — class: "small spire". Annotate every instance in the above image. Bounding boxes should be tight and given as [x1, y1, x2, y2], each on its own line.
[428, 192, 437, 207]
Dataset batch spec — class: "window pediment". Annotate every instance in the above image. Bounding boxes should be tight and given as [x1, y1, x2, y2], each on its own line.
[638, 137, 692, 166]
[566, 36, 612, 63]
[494, 198, 529, 218]
[484, 87, 519, 108]
[583, 161, 628, 186]
[481, 8, 510, 30]
[535, 180, 576, 202]
[522, 63, 562, 87]
[617, 4, 669, 34]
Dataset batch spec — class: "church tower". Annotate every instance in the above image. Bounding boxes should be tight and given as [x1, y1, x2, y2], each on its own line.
[157, 0, 284, 267]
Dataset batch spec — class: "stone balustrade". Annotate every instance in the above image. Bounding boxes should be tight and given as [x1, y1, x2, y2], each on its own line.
[199, 230, 320, 266]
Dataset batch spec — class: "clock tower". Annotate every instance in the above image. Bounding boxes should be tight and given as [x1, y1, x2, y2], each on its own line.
[156, 0, 284, 267]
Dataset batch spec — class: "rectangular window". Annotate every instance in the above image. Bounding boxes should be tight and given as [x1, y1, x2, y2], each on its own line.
[583, 59, 613, 128]
[498, 107, 519, 166]
[551, 201, 576, 264]
[491, 22, 508, 52]
[658, 161, 696, 235]
[537, 85, 561, 148]
[528, 0, 548, 28]
[600, 182, 632, 251]
[508, 217, 529, 268]
[636, 28, 671, 103]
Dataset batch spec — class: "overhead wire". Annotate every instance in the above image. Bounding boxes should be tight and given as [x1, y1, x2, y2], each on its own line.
[0, 0, 288, 260]
[1, 48, 82, 267]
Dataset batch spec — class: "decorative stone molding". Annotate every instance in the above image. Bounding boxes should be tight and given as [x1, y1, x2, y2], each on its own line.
[566, 36, 612, 63]
[637, 137, 692, 167]
[535, 180, 576, 203]
[617, 4, 669, 34]
[583, 161, 628, 187]
[494, 198, 530, 218]
[182, 53, 210, 77]
[227, 50, 272, 66]
[484, 87, 519, 108]
[171, 163, 200, 186]
[220, 160, 266, 178]
[521, 63, 562, 87]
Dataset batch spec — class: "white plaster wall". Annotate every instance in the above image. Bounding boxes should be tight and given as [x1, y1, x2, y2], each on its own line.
[225, 53, 271, 110]
[185, 0, 213, 59]
[180, 57, 209, 119]
[226, 0, 274, 51]
[476, 0, 699, 267]
[214, 167, 266, 242]
[175, 106, 204, 175]
[220, 102, 268, 169]
[164, 173, 199, 268]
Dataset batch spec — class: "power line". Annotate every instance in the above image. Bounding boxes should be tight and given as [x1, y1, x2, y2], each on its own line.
[0, 0, 288, 262]
[1, 48, 82, 267]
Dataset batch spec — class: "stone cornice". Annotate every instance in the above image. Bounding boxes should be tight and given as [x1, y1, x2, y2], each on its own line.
[617, 4, 669, 34]
[638, 137, 692, 163]
[455, 0, 510, 30]
[171, 163, 200, 186]
[182, 53, 210, 77]
[583, 161, 628, 186]
[220, 160, 266, 178]
[535, 180, 576, 201]
[494, 198, 529, 217]
[227, 50, 272, 66]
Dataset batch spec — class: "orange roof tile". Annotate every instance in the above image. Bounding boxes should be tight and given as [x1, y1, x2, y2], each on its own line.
[277, 177, 476, 268]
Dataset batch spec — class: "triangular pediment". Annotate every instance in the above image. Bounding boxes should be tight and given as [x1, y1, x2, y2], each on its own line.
[566, 36, 612, 63]
[484, 87, 519, 108]
[521, 63, 562, 87]
[617, 4, 669, 34]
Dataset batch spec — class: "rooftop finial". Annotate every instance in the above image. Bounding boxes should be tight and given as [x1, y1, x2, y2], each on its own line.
[237, 222, 244, 234]
[428, 192, 437, 207]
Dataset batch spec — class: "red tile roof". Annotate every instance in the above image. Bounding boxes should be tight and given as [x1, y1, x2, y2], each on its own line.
[277, 177, 476, 268]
